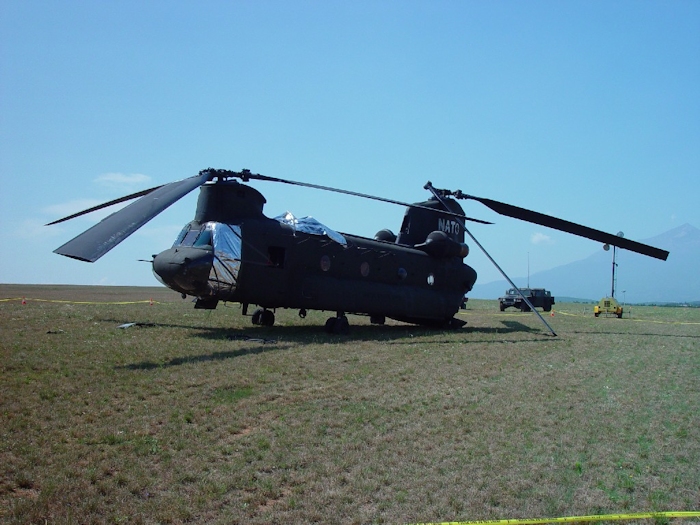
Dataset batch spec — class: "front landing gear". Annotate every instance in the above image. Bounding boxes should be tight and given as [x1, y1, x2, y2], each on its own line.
[325, 312, 350, 334]
[251, 308, 275, 326]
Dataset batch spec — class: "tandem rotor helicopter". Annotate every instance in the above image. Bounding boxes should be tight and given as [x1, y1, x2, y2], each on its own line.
[49, 168, 669, 336]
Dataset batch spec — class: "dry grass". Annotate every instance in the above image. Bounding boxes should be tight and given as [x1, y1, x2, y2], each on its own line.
[1, 285, 698, 524]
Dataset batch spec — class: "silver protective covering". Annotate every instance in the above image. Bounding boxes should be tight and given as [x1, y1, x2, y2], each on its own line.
[275, 212, 347, 245]
[210, 223, 242, 292]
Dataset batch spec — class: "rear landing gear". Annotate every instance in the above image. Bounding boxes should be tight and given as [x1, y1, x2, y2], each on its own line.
[251, 308, 275, 326]
[325, 313, 350, 334]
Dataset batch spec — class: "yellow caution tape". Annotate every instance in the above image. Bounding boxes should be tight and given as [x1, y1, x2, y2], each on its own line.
[415, 510, 700, 525]
[459, 308, 700, 326]
[1, 297, 157, 305]
[552, 309, 700, 325]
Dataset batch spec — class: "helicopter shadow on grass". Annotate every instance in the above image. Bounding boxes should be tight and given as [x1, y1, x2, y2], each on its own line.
[195, 318, 546, 344]
[108, 317, 546, 371]
[116, 323, 438, 371]
[97, 315, 457, 344]
[97, 317, 291, 370]
[116, 343, 295, 371]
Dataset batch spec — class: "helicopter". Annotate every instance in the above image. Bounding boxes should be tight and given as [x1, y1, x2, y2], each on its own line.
[49, 168, 669, 336]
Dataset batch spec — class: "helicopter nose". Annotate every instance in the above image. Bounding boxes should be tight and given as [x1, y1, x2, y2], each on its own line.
[152, 247, 214, 295]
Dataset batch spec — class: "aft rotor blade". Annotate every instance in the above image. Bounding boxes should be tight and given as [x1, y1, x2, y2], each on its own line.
[462, 195, 669, 261]
[53, 172, 211, 262]
[425, 183, 557, 336]
[46, 185, 165, 226]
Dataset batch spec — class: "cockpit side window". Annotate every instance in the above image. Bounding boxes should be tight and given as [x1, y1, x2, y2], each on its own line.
[180, 229, 201, 246]
[174, 225, 190, 246]
[193, 227, 213, 247]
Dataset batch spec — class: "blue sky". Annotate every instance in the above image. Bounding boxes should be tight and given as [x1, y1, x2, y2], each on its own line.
[1, 1, 698, 287]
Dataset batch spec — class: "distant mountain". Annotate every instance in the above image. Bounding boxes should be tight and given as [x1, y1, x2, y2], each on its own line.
[470, 223, 700, 304]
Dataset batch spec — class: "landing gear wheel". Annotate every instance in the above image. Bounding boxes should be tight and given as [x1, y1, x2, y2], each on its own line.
[261, 309, 275, 326]
[325, 315, 349, 334]
[251, 308, 275, 326]
[324, 317, 337, 333]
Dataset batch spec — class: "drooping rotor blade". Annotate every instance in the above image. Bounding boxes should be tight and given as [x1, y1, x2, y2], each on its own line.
[231, 170, 493, 225]
[46, 184, 165, 226]
[425, 182, 557, 336]
[457, 193, 669, 261]
[53, 171, 213, 262]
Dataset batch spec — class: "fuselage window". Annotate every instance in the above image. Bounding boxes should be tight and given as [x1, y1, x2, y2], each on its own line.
[268, 246, 285, 268]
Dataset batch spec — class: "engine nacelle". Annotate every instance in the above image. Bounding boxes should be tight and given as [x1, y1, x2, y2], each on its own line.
[414, 231, 469, 258]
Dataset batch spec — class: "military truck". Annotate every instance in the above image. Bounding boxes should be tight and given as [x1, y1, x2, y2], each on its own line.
[498, 287, 555, 312]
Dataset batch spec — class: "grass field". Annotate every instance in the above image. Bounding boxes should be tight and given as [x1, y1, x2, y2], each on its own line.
[1, 284, 698, 524]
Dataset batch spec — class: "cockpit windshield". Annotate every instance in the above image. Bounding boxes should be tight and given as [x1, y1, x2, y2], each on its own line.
[173, 222, 242, 294]
[173, 223, 214, 248]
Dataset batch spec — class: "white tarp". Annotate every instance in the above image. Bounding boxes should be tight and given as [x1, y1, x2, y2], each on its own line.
[275, 211, 347, 245]
[210, 223, 242, 291]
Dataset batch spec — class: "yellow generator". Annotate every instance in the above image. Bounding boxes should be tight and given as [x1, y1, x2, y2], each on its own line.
[594, 297, 623, 318]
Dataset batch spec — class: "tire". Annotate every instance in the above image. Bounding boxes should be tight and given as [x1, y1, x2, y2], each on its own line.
[325, 316, 349, 334]
[499, 303, 505, 312]
[261, 310, 275, 326]
[336, 316, 350, 334]
[251, 308, 264, 325]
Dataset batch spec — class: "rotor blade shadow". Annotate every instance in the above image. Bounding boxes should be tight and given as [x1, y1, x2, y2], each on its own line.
[116, 344, 292, 371]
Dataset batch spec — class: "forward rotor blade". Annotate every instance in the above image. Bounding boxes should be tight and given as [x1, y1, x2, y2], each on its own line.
[463, 195, 669, 261]
[241, 171, 493, 225]
[46, 185, 165, 226]
[53, 172, 211, 262]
